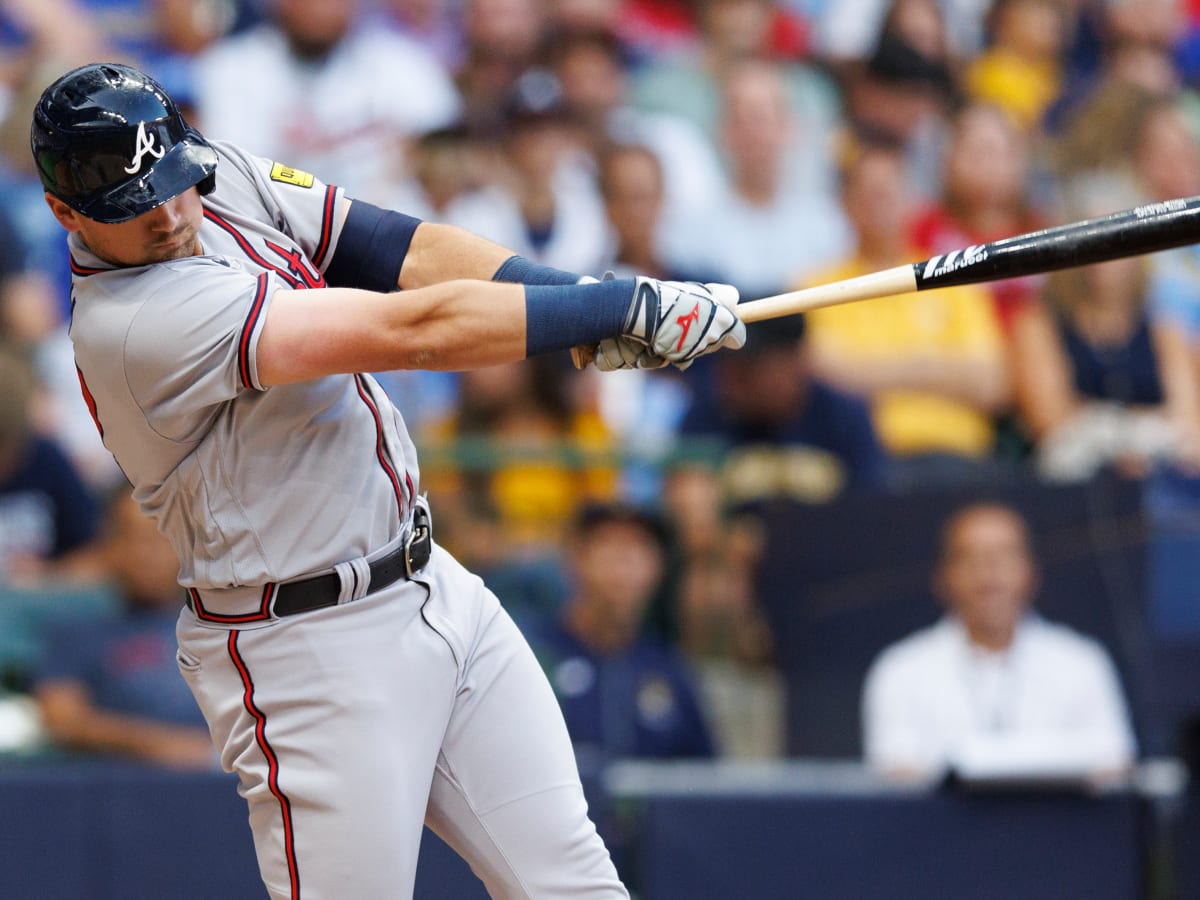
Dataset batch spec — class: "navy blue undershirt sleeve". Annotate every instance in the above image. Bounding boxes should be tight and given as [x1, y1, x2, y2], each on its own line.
[525, 278, 633, 356]
[324, 199, 422, 292]
[493, 255, 581, 286]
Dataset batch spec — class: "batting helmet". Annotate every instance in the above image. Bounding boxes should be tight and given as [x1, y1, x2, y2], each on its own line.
[31, 63, 217, 224]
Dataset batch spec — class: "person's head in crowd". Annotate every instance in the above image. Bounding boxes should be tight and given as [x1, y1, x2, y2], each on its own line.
[712, 315, 809, 426]
[564, 502, 669, 654]
[457, 0, 547, 130]
[550, 0, 623, 36]
[942, 102, 1030, 229]
[881, 0, 952, 62]
[550, 29, 629, 135]
[838, 135, 910, 262]
[101, 491, 181, 610]
[408, 125, 486, 215]
[1042, 175, 1149, 332]
[1133, 97, 1200, 201]
[697, 0, 775, 62]
[719, 58, 793, 198]
[1051, 79, 1164, 181]
[984, 0, 1065, 63]
[844, 0, 958, 145]
[0, 343, 34, 473]
[463, 0, 545, 61]
[500, 68, 577, 180]
[1101, 0, 1185, 94]
[1044, 254, 1150, 337]
[598, 143, 664, 273]
[934, 502, 1038, 652]
[1103, 0, 1185, 52]
[271, 0, 360, 59]
[967, 0, 1066, 132]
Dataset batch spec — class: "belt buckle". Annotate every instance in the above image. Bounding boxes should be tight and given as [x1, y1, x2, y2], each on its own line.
[404, 495, 432, 577]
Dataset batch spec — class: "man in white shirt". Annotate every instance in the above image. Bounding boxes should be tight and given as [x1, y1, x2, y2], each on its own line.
[862, 501, 1137, 781]
[192, 0, 461, 199]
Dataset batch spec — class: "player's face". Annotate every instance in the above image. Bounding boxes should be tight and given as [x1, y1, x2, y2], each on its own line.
[45, 187, 205, 267]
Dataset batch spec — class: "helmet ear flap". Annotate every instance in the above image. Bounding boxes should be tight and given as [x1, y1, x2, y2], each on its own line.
[198, 170, 216, 197]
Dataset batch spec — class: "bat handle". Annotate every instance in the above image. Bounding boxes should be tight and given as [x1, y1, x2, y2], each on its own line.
[737, 265, 918, 323]
[570, 344, 596, 369]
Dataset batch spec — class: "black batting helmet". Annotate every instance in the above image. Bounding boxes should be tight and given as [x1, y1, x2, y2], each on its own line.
[31, 63, 217, 224]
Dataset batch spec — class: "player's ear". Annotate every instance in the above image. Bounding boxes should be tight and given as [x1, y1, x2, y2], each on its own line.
[44, 193, 83, 232]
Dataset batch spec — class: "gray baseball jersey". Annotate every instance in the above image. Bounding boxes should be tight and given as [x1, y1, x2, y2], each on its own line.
[70, 142, 418, 611]
[70, 139, 627, 900]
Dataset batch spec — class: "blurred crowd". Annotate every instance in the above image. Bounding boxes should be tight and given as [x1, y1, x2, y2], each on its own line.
[1, 0, 1199, 776]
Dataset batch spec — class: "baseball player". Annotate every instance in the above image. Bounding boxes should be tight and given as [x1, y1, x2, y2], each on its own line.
[32, 63, 745, 900]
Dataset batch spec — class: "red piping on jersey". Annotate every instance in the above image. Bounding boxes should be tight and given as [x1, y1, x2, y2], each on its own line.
[238, 274, 271, 389]
[311, 185, 337, 268]
[228, 631, 301, 900]
[203, 209, 323, 290]
[353, 375, 406, 522]
[75, 365, 104, 437]
[188, 583, 276, 624]
[69, 255, 107, 277]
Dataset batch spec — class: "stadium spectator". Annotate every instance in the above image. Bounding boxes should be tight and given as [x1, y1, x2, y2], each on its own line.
[549, 28, 725, 258]
[449, 69, 609, 276]
[838, 0, 961, 198]
[453, 0, 546, 134]
[525, 502, 715, 763]
[0, 342, 101, 586]
[673, 315, 887, 524]
[630, 0, 840, 192]
[669, 58, 852, 299]
[862, 501, 1138, 781]
[192, 0, 460, 198]
[375, 0, 466, 70]
[674, 547, 784, 759]
[963, 0, 1066, 134]
[419, 354, 617, 563]
[815, 0, 991, 65]
[803, 137, 1011, 487]
[910, 102, 1045, 338]
[32, 489, 213, 769]
[1013, 253, 1200, 482]
[584, 143, 704, 503]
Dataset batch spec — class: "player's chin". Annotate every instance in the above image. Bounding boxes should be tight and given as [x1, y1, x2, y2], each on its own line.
[147, 234, 199, 264]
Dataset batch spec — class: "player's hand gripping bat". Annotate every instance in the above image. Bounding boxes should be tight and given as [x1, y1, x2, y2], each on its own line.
[570, 194, 1200, 367]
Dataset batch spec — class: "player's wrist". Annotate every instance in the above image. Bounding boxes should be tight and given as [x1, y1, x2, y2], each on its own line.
[524, 278, 634, 357]
[493, 255, 580, 286]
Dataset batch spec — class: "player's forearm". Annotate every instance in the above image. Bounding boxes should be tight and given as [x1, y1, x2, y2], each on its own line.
[259, 282, 528, 384]
[398, 222, 520, 289]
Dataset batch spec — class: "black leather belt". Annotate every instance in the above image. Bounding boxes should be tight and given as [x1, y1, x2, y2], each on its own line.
[273, 499, 432, 617]
[191, 499, 434, 620]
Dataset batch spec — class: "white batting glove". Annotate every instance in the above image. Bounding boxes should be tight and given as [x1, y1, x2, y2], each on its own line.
[594, 334, 668, 371]
[621, 278, 745, 371]
[578, 272, 667, 372]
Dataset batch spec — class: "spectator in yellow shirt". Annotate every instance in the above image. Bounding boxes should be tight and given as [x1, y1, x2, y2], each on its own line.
[965, 0, 1066, 134]
[803, 137, 1012, 488]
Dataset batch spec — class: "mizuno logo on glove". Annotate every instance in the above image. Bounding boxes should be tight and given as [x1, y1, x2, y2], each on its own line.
[674, 301, 701, 352]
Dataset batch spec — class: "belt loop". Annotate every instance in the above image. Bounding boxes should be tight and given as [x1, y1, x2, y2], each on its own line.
[334, 558, 372, 605]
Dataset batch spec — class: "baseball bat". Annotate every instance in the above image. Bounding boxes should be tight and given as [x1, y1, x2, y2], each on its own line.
[737, 194, 1200, 323]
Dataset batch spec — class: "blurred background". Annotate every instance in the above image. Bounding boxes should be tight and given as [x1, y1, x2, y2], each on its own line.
[3, 0, 1200, 896]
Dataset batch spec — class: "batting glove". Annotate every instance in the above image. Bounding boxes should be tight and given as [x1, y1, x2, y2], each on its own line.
[618, 278, 745, 371]
[576, 272, 666, 372]
[594, 334, 667, 371]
